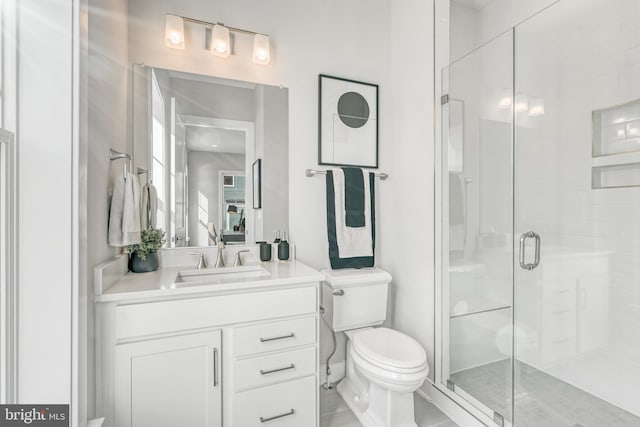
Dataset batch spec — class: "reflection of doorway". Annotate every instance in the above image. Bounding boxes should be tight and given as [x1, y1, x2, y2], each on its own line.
[180, 116, 254, 245]
[218, 170, 245, 244]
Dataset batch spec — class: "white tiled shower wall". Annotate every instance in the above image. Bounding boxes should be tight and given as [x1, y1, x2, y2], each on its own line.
[449, 0, 640, 393]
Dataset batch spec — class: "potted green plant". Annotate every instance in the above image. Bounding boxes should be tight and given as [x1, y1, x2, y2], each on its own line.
[127, 229, 166, 273]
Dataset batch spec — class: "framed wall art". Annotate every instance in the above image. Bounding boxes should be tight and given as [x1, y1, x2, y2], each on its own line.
[318, 74, 379, 168]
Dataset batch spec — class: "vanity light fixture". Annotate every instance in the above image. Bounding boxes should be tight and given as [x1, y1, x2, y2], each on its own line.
[163, 14, 271, 64]
[210, 24, 231, 57]
[165, 15, 185, 49]
[252, 34, 270, 65]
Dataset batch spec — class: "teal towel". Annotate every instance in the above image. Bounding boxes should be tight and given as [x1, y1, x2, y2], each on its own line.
[342, 167, 365, 227]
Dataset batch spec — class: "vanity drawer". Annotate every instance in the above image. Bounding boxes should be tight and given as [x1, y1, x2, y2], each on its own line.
[232, 375, 316, 427]
[114, 287, 316, 340]
[234, 346, 316, 391]
[233, 316, 316, 357]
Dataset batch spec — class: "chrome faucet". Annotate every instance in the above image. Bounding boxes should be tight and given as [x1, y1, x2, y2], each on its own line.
[233, 250, 251, 267]
[189, 253, 207, 269]
[215, 242, 226, 268]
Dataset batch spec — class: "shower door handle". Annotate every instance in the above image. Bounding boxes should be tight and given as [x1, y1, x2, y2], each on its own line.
[519, 231, 541, 270]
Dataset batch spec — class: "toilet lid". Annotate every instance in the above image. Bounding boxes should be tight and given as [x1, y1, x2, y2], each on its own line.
[352, 328, 427, 371]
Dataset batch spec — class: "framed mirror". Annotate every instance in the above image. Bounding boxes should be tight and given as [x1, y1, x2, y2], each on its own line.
[132, 66, 289, 247]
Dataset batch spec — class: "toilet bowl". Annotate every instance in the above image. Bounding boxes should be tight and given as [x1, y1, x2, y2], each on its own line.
[321, 268, 429, 427]
[337, 327, 428, 427]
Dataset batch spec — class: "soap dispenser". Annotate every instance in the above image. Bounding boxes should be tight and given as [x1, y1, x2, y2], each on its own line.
[278, 231, 290, 261]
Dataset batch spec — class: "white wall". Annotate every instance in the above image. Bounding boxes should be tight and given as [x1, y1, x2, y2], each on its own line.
[388, 0, 436, 383]
[86, 0, 129, 418]
[259, 85, 289, 242]
[17, 0, 75, 405]
[126, 0, 393, 364]
[171, 78, 255, 121]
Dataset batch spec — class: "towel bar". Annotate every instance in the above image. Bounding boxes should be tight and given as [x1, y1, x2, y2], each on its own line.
[305, 168, 388, 180]
[109, 148, 133, 178]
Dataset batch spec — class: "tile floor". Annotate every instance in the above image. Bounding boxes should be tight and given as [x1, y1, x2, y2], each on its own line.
[319, 384, 458, 427]
[451, 359, 640, 427]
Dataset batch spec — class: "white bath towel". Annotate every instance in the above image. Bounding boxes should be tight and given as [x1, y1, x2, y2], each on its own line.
[108, 173, 141, 247]
[140, 182, 158, 230]
[332, 168, 373, 258]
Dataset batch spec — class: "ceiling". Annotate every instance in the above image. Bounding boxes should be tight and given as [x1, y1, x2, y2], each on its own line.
[452, 0, 494, 11]
[185, 127, 246, 154]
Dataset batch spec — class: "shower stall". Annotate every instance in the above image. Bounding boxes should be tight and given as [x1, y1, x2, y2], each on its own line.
[437, 0, 640, 425]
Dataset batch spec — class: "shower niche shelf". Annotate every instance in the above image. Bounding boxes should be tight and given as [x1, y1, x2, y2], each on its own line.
[592, 163, 640, 189]
[593, 99, 640, 157]
[592, 99, 640, 189]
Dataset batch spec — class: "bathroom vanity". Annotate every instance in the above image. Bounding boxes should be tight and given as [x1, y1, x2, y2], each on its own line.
[94, 250, 323, 427]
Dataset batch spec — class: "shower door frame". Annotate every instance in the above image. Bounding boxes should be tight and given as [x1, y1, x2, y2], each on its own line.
[434, 27, 517, 427]
[433, 2, 511, 425]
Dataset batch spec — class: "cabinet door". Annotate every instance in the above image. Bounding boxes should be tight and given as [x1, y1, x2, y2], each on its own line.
[115, 330, 222, 427]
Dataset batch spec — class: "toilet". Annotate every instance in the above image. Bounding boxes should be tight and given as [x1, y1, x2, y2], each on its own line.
[322, 268, 428, 427]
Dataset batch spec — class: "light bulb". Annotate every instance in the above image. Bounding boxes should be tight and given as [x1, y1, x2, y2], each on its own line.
[210, 25, 231, 58]
[165, 15, 185, 50]
[252, 34, 270, 65]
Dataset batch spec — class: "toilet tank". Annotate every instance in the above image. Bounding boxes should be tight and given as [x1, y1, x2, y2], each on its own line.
[321, 268, 392, 332]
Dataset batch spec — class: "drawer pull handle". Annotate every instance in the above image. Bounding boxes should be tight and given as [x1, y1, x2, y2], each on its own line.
[260, 409, 295, 423]
[260, 364, 295, 375]
[213, 347, 219, 388]
[259, 333, 295, 343]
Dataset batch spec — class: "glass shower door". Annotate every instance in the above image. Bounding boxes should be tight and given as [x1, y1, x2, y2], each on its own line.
[441, 30, 515, 424]
[513, 0, 640, 426]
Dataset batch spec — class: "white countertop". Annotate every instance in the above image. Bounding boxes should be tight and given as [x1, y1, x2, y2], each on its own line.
[95, 259, 325, 303]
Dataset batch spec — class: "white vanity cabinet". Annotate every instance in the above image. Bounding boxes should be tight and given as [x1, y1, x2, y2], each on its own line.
[228, 317, 318, 426]
[114, 330, 222, 427]
[96, 275, 321, 427]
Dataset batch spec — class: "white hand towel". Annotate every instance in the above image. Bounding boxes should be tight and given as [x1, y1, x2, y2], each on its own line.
[122, 173, 141, 246]
[108, 175, 126, 247]
[332, 168, 373, 258]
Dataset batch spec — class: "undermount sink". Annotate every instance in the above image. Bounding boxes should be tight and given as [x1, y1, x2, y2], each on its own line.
[174, 265, 270, 285]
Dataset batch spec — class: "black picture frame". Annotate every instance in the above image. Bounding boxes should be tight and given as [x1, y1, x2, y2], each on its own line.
[252, 159, 262, 209]
[318, 74, 379, 168]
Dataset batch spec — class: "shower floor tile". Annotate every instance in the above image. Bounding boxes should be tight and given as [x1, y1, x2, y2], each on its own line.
[451, 359, 640, 427]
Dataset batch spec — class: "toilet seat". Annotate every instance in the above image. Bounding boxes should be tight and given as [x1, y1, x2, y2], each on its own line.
[352, 328, 427, 373]
[349, 328, 429, 393]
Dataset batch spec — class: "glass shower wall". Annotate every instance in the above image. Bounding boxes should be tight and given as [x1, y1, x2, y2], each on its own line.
[441, 30, 514, 422]
[513, 0, 640, 425]
[440, 0, 640, 425]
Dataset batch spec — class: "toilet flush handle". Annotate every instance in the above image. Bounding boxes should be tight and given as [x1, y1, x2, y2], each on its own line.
[333, 289, 345, 296]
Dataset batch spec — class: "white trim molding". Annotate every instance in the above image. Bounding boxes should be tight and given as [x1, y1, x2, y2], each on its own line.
[0, 129, 17, 403]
